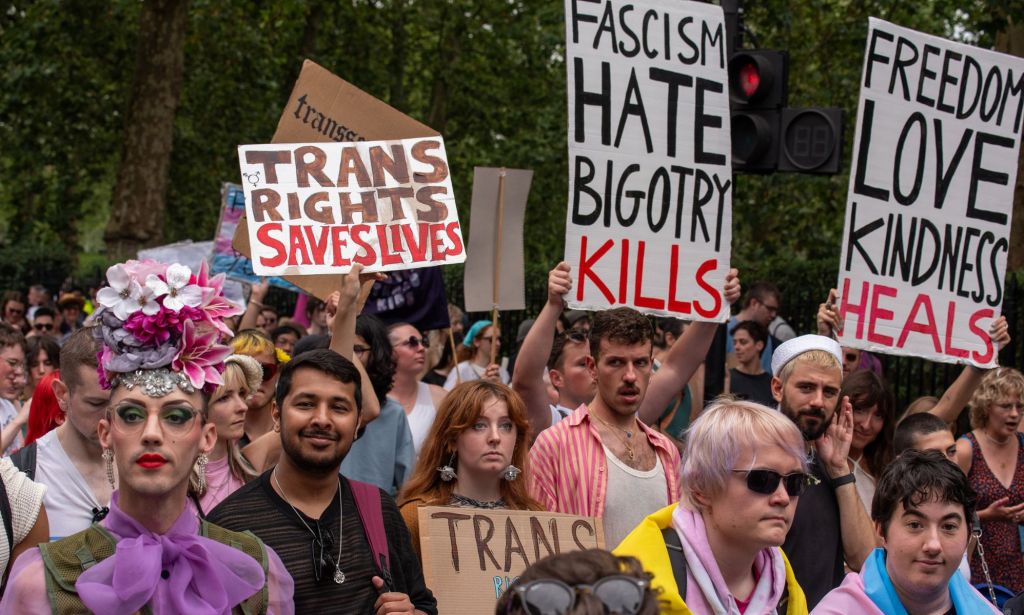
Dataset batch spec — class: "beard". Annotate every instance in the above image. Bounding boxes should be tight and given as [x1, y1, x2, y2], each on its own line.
[281, 426, 348, 475]
[779, 395, 835, 441]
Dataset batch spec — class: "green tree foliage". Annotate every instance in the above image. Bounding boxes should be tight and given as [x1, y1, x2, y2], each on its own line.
[0, 0, 1018, 301]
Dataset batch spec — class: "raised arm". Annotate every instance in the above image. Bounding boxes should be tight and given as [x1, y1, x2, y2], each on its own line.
[639, 269, 740, 425]
[817, 397, 878, 570]
[237, 280, 269, 332]
[928, 316, 1010, 423]
[511, 262, 572, 438]
[328, 265, 385, 424]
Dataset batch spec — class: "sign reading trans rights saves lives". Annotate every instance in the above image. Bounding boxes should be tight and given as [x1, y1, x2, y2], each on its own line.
[837, 18, 1024, 367]
[236, 138, 465, 276]
[563, 0, 732, 322]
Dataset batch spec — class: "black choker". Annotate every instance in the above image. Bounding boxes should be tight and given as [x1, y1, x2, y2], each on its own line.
[450, 494, 506, 509]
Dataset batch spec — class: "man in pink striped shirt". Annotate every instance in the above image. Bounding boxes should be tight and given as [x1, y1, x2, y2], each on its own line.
[528, 307, 684, 549]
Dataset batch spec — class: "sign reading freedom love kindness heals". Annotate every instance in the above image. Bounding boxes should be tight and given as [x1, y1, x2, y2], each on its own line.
[237, 138, 465, 275]
[418, 507, 604, 615]
[837, 18, 1024, 366]
[564, 0, 732, 321]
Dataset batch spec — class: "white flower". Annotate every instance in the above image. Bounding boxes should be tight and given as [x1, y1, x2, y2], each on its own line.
[146, 264, 202, 312]
[97, 264, 146, 319]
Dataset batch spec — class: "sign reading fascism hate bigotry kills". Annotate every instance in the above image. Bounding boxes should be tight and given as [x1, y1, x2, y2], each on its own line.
[837, 18, 1024, 366]
[237, 138, 466, 276]
[563, 0, 733, 321]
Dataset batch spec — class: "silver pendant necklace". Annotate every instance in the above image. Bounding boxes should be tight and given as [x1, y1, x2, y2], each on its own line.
[273, 469, 345, 584]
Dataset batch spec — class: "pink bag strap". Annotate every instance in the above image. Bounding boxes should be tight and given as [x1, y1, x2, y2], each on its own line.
[349, 479, 393, 587]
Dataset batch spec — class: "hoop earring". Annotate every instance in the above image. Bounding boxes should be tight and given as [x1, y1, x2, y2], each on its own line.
[102, 448, 115, 490]
[195, 453, 209, 494]
[438, 452, 457, 482]
[502, 465, 521, 481]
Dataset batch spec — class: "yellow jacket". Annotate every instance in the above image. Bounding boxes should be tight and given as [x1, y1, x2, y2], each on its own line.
[613, 503, 808, 615]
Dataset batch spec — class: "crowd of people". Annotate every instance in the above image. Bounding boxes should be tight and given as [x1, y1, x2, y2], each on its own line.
[0, 259, 1018, 615]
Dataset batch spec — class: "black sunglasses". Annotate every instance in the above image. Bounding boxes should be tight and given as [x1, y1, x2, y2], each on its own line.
[394, 335, 429, 350]
[509, 576, 648, 615]
[260, 362, 278, 383]
[33, 323, 54, 331]
[732, 469, 816, 497]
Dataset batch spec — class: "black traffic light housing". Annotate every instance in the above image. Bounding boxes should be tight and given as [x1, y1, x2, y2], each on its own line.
[728, 49, 844, 174]
[777, 108, 844, 174]
[729, 50, 787, 173]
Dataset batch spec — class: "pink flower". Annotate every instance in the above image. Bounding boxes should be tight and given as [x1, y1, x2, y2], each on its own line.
[199, 295, 243, 337]
[172, 320, 232, 390]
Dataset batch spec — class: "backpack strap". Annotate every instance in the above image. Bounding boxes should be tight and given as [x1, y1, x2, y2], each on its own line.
[0, 470, 14, 594]
[349, 479, 393, 589]
[201, 520, 269, 615]
[10, 441, 37, 481]
[662, 527, 687, 600]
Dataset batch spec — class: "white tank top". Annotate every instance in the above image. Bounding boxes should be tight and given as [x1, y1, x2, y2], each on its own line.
[601, 444, 667, 550]
[406, 382, 437, 457]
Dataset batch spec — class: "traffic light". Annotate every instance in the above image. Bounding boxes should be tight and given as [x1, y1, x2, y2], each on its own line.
[729, 50, 787, 173]
[778, 108, 844, 174]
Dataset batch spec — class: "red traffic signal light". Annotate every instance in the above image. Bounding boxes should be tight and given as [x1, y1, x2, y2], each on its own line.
[728, 51, 786, 107]
[729, 50, 788, 172]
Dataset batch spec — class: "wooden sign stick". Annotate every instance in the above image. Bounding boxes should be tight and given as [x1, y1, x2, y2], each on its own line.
[490, 169, 507, 367]
[449, 326, 462, 386]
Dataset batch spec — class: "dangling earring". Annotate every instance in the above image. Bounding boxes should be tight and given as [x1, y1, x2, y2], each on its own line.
[195, 453, 209, 494]
[438, 452, 457, 482]
[102, 449, 116, 490]
[502, 465, 521, 481]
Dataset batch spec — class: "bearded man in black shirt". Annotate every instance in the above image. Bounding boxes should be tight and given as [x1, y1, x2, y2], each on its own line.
[209, 349, 436, 615]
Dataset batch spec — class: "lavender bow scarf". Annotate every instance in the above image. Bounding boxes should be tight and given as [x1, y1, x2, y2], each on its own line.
[75, 494, 265, 615]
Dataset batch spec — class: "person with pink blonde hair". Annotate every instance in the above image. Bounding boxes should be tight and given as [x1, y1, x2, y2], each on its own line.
[615, 400, 810, 614]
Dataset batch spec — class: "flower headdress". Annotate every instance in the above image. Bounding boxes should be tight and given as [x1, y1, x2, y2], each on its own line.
[94, 260, 243, 396]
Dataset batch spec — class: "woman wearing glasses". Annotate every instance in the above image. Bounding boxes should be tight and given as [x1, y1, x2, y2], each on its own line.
[398, 380, 542, 558]
[387, 322, 446, 456]
[615, 400, 809, 615]
[1, 259, 293, 614]
[443, 320, 509, 390]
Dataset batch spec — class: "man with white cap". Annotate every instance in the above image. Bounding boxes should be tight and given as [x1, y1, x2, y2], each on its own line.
[770, 335, 877, 608]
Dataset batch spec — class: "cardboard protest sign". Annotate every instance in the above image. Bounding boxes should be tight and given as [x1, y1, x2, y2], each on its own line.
[563, 0, 733, 321]
[418, 506, 604, 615]
[236, 138, 465, 276]
[212, 183, 302, 292]
[836, 18, 1024, 366]
[463, 167, 532, 312]
[231, 59, 444, 300]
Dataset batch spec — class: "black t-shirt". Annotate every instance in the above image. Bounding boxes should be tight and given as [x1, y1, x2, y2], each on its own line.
[728, 369, 774, 407]
[208, 471, 437, 614]
[781, 456, 844, 609]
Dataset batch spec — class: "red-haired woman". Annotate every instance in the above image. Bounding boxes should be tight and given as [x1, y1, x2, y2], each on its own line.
[398, 381, 542, 557]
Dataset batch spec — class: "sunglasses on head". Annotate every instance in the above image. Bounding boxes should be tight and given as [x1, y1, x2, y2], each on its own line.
[732, 468, 816, 497]
[509, 575, 649, 615]
[260, 362, 278, 383]
[33, 323, 53, 331]
[565, 330, 588, 343]
[395, 335, 429, 349]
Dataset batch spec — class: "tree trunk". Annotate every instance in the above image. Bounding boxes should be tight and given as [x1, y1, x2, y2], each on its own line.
[104, 0, 190, 261]
[996, 17, 1024, 271]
